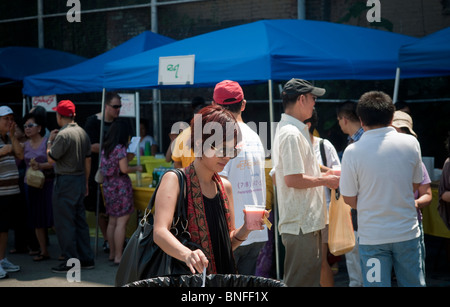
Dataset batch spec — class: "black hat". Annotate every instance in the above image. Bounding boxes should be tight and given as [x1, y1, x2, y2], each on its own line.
[282, 78, 326, 97]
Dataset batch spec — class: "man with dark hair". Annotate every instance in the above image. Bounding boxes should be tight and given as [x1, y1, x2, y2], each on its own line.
[336, 101, 364, 146]
[340, 91, 425, 287]
[272, 78, 339, 286]
[47, 100, 95, 273]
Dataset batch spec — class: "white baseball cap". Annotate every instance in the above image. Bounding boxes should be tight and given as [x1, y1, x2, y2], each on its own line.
[0, 106, 14, 117]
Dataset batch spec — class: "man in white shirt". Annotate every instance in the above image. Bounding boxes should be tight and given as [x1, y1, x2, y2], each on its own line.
[340, 91, 425, 287]
[272, 78, 339, 286]
[214, 80, 268, 275]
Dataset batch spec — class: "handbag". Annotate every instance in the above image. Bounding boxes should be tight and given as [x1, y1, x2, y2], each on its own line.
[328, 189, 355, 256]
[26, 167, 45, 189]
[115, 168, 201, 287]
[94, 169, 104, 184]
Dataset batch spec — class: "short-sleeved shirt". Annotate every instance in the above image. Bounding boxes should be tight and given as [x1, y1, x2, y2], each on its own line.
[313, 136, 340, 208]
[171, 127, 195, 167]
[0, 134, 20, 195]
[272, 113, 326, 235]
[48, 123, 91, 175]
[340, 127, 423, 245]
[219, 122, 268, 246]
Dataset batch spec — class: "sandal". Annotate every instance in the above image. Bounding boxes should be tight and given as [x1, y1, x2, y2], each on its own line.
[33, 254, 50, 262]
[29, 250, 40, 256]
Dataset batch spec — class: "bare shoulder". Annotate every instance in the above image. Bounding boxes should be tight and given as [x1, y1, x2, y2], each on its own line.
[159, 170, 180, 187]
[220, 177, 233, 195]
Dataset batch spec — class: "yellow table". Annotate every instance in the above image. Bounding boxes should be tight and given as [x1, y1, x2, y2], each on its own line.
[129, 156, 172, 173]
[133, 185, 155, 211]
[422, 184, 450, 239]
[129, 174, 155, 211]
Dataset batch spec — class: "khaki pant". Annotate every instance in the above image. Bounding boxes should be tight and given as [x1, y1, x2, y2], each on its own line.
[281, 230, 322, 287]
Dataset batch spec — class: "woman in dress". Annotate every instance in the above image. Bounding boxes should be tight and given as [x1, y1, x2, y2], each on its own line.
[100, 120, 142, 265]
[22, 112, 54, 261]
[153, 105, 268, 274]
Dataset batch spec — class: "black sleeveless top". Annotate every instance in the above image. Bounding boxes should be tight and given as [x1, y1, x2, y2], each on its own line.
[203, 192, 236, 274]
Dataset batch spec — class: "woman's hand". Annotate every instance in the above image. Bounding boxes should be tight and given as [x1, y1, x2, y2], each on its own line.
[242, 209, 270, 231]
[30, 158, 40, 170]
[184, 249, 209, 274]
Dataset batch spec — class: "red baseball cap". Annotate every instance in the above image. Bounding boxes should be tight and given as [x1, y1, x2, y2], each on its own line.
[52, 100, 75, 117]
[213, 80, 244, 105]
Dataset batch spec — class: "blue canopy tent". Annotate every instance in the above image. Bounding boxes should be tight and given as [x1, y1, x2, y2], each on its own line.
[393, 27, 450, 102]
[0, 46, 86, 116]
[103, 19, 418, 90]
[103, 18, 418, 158]
[0, 46, 86, 84]
[22, 31, 175, 96]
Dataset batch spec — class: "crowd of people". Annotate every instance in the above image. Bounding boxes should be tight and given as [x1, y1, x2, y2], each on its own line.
[0, 78, 449, 286]
[0, 94, 143, 278]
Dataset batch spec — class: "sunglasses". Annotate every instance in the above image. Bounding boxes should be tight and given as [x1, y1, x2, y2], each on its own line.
[210, 144, 240, 159]
[109, 104, 122, 109]
[24, 123, 38, 129]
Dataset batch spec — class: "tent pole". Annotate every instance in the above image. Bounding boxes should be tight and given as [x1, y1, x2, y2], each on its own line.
[95, 88, 107, 257]
[152, 89, 159, 149]
[268, 79, 281, 280]
[135, 91, 142, 186]
[393, 67, 400, 103]
[22, 95, 26, 117]
[158, 89, 162, 152]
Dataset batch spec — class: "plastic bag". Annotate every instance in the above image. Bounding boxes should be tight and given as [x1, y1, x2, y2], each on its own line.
[328, 189, 355, 256]
[124, 274, 286, 287]
[26, 167, 45, 189]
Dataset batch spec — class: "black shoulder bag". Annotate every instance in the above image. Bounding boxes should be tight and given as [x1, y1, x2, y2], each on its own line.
[115, 168, 201, 287]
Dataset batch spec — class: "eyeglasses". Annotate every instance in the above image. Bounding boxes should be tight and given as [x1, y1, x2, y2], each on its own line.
[24, 123, 38, 129]
[210, 144, 240, 159]
[108, 104, 122, 109]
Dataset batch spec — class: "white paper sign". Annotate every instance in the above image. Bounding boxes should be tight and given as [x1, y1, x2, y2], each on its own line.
[118, 93, 135, 117]
[32, 95, 57, 112]
[158, 55, 195, 85]
[127, 136, 141, 154]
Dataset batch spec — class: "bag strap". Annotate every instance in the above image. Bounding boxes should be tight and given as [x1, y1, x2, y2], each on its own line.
[319, 139, 327, 167]
[142, 168, 186, 226]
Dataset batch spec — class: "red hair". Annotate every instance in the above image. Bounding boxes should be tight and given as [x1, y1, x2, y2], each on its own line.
[190, 105, 241, 157]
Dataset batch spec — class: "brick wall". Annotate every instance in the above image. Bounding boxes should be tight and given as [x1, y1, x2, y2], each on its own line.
[158, 0, 297, 39]
[328, 0, 450, 37]
[1, 1, 449, 56]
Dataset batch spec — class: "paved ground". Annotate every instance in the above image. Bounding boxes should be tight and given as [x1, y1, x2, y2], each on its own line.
[1, 232, 116, 287]
[1, 231, 449, 287]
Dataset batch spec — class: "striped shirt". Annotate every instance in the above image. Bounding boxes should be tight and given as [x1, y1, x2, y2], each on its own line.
[348, 127, 364, 144]
[0, 134, 20, 196]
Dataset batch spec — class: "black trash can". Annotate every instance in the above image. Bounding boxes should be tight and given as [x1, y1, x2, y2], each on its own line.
[123, 274, 286, 287]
